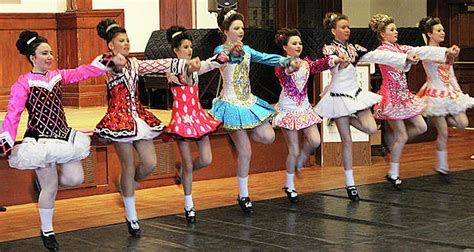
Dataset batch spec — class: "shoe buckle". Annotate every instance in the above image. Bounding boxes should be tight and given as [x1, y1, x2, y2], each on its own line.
[290, 192, 298, 198]
[130, 221, 140, 230]
[245, 201, 253, 208]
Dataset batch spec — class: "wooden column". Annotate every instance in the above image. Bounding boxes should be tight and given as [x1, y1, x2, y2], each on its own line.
[276, 0, 298, 28]
[56, 10, 124, 107]
[159, 0, 192, 29]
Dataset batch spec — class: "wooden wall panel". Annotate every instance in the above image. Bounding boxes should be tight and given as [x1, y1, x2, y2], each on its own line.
[159, 0, 192, 29]
[57, 10, 124, 107]
[0, 14, 58, 110]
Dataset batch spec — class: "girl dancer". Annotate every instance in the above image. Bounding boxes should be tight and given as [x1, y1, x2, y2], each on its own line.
[418, 17, 473, 179]
[315, 13, 418, 200]
[0, 31, 123, 250]
[369, 14, 455, 189]
[211, 8, 300, 213]
[95, 19, 200, 236]
[273, 28, 344, 203]
[165, 25, 239, 223]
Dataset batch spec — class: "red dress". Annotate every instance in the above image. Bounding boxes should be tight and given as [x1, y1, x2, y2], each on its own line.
[165, 55, 225, 140]
[95, 57, 188, 142]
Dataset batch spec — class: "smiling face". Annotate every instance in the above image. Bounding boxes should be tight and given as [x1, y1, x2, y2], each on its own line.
[332, 19, 350, 42]
[224, 20, 244, 43]
[173, 39, 193, 60]
[283, 36, 303, 57]
[108, 32, 130, 56]
[428, 24, 445, 44]
[381, 23, 398, 43]
[30, 43, 53, 72]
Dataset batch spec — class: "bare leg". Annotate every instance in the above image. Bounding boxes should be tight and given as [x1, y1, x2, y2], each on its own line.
[250, 122, 275, 144]
[36, 165, 59, 235]
[350, 109, 378, 135]
[58, 160, 84, 187]
[114, 142, 140, 225]
[297, 124, 321, 169]
[114, 142, 136, 197]
[448, 112, 469, 129]
[177, 140, 194, 196]
[282, 129, 299, 176]
[133, 139, 157, 182]
[335, 116, 353, 173]
[431, 116, 449, 174]
[229, 129, 255, 212]
[335, 116, 360, 200]
[194, 136, 213, 170]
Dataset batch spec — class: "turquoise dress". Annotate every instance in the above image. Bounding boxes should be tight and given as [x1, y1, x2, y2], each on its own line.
[210, 45, 290, 130]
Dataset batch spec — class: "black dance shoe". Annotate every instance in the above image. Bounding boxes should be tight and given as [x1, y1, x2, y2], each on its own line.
[436, 170, 451, 183]
[385, 175, 402, 190]
[237, 196, 255, 214]
[282, 187, 299, 203]
[345, 186, 360, 201]
[41, 231, 59, 251]
[126, 219, 141, 237]
[185, 208, 196, 224]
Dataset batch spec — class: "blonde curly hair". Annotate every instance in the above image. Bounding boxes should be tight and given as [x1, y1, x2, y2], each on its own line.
[369, 13, 395, 41]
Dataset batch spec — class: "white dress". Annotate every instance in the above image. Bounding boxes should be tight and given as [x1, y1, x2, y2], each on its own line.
[418, 61, 474, 116]
[314, 39, 408, 119]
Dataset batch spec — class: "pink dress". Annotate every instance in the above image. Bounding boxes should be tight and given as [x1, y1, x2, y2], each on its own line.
[0, 56, 110, 169]
[373, 41, 447, 120]
[165, 53, 229, 140]
[273, 57, 334, 130]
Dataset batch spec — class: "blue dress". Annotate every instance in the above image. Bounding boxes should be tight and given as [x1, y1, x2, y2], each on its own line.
[210, 44, 290, 130]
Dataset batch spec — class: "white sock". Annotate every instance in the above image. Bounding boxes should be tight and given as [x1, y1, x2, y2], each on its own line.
[285, 172, 295, 190]
[237, 176, 249, 198]
[38, 208, 54, 233]
[388, 162, 400, 179]
[122, 196, 138, 221]
[344, 170, 355, 187]
[437, 150, 449, 173]
[184, 194, 194, 211]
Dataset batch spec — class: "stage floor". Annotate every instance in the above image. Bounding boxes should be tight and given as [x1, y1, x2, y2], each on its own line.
[2, 170, 474, 251]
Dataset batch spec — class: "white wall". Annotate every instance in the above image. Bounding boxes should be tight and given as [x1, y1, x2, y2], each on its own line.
[194, 0, 218, 29]
[0, 0, 67, 12]
[92, 0, 160, 53]
[342, 0, 426, 28]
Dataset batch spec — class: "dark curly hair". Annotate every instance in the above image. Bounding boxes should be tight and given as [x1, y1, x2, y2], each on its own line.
[166, 25, 193, 49]
[275, 28, 301, 49]
[418, 16, 442, 44]
[16, 30, 49, 65]
[96, 19, 127, 47]
[217, 7, 244, 32]
[323, 12, 348, 31]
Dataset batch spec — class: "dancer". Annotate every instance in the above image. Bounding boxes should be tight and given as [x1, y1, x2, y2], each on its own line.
[273, 28, 344, 202]
[95, 19, 200, 236]
[0, 30, 123, 250]
[165, 25, 240, 223]
[315, 13, 418, 201]
[418, 17, 473, 180]
[211, 8, 300, 213]
[369, 14, 455, 189]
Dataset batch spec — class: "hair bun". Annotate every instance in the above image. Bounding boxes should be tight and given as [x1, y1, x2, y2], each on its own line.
[16, 31, 39, 55]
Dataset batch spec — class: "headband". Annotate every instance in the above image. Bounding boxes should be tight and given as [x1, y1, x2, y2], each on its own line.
[224, 10, 237, 22]
[27, 37, 37, 45]
[172, 31, 183, 39]
[106, 23, 120, 33]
